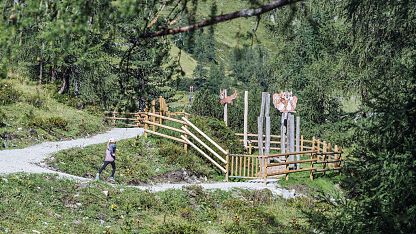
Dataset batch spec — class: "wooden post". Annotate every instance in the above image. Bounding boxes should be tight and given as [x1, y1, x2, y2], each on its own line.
[296, 116, 300, 169]
[327, 143, 332, 169]
[322, 141, 327, 175]
[301, 135, 304, 152]
[243, 91, 248, 148]
[265, 93, 271, 157]
[280, 113, 287, 154]
[258, 92, 266, 177]
[183, 126, 188, 153]
[248, 142, 252, 155]
[288, 113, 295, 169]
[312, 136, 316, 152]
[151, 100, 156, 132]
[144, 114, 149, 138]
[225, 151, 229, 182]
[159, 96, 163, 125]
[224, 89, 228, 127]
[310, 152, 314, 180]
[112, 111, 116, 127]
[334, 145, 339, 168]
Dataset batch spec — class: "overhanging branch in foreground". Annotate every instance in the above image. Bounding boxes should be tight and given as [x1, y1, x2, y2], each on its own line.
[139, 0, 302, 38]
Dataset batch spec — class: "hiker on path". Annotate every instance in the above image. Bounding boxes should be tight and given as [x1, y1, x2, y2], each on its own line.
[96, 138, 117, 181]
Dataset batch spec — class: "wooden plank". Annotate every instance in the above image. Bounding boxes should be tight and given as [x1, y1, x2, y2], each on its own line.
[265, 151, 315, 158]
[181, 126, 227, 164]
[239, 156, 242, 176]
[236, 133, 281, 138]
[224, 89, 228, 126]
[243, 155, 247, 177]
[144, 115, 148, 138]
[268, 167, 316, 176]
[268, 158, 318, 167]
[144, 121, 186, 134]
[145, 129, 185, 143]
[247, 156, 251, 177]
[244, 91, 248, 148]
[296, 116, 300, 168]
[301, 135, 304, 152]
[231, 155, 234, 176]
[251, 157, 255, 177]
[253, 146, 281, 150]
[182, 117, 228, 155]
[147, 112, 188, 125]
[181, 135, 226, 173]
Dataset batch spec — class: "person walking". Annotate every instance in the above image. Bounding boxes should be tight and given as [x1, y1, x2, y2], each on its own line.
[96, 138, 117, 181]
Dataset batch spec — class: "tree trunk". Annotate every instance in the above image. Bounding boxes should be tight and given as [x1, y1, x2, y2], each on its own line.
[58, 68, 70, 94]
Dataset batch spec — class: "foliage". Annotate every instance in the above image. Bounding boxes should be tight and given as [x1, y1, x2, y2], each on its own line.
[0, 81, 20, 105]
[0, 173, 319, 233]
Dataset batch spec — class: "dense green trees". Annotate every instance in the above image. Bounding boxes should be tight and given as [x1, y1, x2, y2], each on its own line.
[0, 0, 176, 111]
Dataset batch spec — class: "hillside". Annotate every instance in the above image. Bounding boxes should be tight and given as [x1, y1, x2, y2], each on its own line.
[0, 77, 108, 149]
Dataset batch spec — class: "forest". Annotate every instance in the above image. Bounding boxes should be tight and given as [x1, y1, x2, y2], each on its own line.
[0, 0, 415, 233]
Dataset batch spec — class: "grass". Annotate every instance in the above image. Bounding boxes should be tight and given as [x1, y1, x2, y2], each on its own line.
[0, 173, 317, 233]
[0, 78, 108, 149]
[47, 137, 222, 184]
[170, 45, 198, 78]
[279, 171, 344, 198]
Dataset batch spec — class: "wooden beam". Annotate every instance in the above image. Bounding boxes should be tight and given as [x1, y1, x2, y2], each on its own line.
[180, 135, 226, 173]
[181, 126, 227, 164]
[182, 117, 228, 155]
[145, 129, 186, 143]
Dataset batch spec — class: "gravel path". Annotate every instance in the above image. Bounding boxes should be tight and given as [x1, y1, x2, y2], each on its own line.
[0, 128, 298, 198]
[0, 128, 143, 177]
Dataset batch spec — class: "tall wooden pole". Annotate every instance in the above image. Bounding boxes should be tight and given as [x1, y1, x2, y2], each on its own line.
[265, 93, 271, 157]
[243, 91, 248, 149]
[224, 89, 228, 127]
[296, 116, 300, 169]
[288, 113, 295, 169]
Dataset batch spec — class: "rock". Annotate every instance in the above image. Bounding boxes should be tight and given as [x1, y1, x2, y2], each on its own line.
[103, 190, 109, 196]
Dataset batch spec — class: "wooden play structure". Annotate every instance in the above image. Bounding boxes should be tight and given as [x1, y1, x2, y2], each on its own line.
[105, 94, 342, 182]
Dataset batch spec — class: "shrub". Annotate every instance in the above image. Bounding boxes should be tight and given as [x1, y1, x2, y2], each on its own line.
[25, 89, 45, 108]
[0, 82, 20, 105]
[29, 116, 68, 130]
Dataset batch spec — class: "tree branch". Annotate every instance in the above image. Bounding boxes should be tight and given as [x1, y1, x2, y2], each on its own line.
[139, 0, 302, 38]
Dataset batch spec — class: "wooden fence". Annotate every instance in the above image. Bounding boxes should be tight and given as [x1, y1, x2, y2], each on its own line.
[104, 96, 342, 182]
[230, 135, 342, 181]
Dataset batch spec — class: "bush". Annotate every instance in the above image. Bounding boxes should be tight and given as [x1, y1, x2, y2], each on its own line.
[25, 89, 45, 108]
[29, 116, 68, 130]
[0, 82, 20, 105]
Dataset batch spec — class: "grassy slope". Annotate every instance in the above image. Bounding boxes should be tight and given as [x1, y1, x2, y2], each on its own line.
[47, 137, 222, 184]
[47, 115, 241, 183]
[0, 173, 313, 233]
[0, 78, 107, 149]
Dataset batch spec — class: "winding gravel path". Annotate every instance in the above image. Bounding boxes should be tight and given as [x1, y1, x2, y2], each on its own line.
[0, 128, 297, 198]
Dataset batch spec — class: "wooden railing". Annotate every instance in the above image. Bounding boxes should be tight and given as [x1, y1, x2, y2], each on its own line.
[142, 112, 230, 180]
[230, 134, 343, 181]
[104, 111, 146, 127]
[104, 96, 343, 182]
